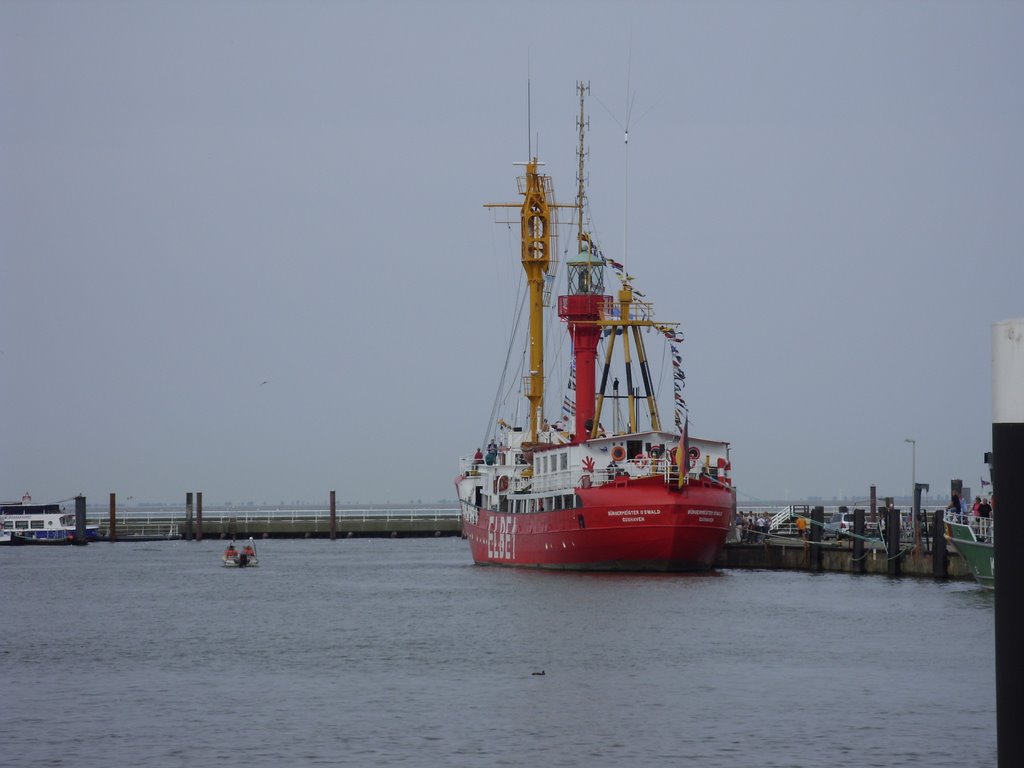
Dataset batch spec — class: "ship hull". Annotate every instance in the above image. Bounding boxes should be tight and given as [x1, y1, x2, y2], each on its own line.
[460, 478, 732, 572]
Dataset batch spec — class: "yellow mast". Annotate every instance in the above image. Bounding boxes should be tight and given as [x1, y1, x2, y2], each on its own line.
[520, 159, 553, 442]
[486, 159, 558, 443]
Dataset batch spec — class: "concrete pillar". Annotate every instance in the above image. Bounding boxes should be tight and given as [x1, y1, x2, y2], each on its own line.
[196, 491, 203, 542]
[993, 318, 1024, 768]
[185, 492, 194, 541]
[109, 492, 117, 543]
[330, 491, 337, 541]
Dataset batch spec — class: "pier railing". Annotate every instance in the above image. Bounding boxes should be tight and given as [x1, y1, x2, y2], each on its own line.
[88, 508, 461, 539]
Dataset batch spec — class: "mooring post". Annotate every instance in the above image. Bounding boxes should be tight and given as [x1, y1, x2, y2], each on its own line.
[809, 505, 824, 571]
[330, 490, 337, 541]
[852, 508, 865, 574]
[931, 509, 947, 579]
[196, 491, 203, 542]
[75, 495, 87, 543]
[993, 318, 1024, 768]
[870, 484, 877, 535]
[886, 503, 901, 577]
[109, 492, 117, 543]
[185, 492, 194, 541]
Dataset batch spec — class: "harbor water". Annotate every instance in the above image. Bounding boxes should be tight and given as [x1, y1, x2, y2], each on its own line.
[1, 538, 996, 767]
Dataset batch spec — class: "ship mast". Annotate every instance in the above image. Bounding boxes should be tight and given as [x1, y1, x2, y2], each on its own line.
[486, 159, 557, 444]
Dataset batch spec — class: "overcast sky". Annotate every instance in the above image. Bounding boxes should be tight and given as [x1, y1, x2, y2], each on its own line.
[3, 1, 1021, 507]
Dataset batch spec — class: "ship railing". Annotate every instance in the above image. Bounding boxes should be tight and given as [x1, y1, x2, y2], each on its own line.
[944, 510, 994, 542]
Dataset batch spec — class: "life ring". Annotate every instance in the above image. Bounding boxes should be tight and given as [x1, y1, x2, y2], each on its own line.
[498, 476, 509, 492]
[632, 453, 650, 471]
[610, 445, 626, 462]
[688, 446, 701, 462]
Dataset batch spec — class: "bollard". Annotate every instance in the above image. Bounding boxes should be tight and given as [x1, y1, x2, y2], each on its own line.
[185, 492, 194, 541]
[109, 492, 117, 543]
[330, 491, 337, 541]
[931, 509, 947, 579]
[75, 495, 87, 544]
[809, 506, 824, 571]
[196, 491, 203, 542]
[993, 318, 1024, 768]
[886, 506, 901, 577]
[852, 508, 865, 574]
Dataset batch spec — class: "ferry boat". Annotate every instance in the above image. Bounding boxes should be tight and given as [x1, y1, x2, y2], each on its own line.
[454, 84, 735, 571]
[944, 511, 993, 589]
[1, 494, 98, 545]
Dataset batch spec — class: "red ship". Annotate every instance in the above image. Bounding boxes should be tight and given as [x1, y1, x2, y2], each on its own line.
[455, 83, 734, 571]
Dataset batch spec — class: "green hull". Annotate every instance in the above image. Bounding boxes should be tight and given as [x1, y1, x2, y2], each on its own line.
[946, 518, 994, 590]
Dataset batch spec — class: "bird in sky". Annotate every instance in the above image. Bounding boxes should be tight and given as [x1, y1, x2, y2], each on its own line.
[260, 381, 268, 386]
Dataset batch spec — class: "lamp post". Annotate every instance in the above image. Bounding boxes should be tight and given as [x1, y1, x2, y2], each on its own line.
[909, 442, 917, 544]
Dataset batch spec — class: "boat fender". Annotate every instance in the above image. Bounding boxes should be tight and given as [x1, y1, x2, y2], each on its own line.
[610, 445, 626, 462]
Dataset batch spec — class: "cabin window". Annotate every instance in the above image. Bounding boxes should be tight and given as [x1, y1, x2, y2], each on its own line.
[31, 520, 44, 529]
[564, 494, 575, 509]
[2, 521, 12, 530]
[560, 453, 568, 470]
[15, 520, 29, 529]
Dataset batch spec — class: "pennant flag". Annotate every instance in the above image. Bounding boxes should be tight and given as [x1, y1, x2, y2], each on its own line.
[677, 414, 691, 487]
[981, 476, 991, 487]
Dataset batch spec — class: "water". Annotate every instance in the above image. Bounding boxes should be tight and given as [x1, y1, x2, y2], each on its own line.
[2, 539, 996, 767]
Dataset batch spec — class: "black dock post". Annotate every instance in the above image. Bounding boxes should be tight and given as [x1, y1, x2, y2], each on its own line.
[196, 491, 203, 542]
[886, 504, 901, 577]
[75, 495, 87, 544]
[109, 492, 117, 543]
[931, 509, 947, 579]
[993, 318, 1024, 768]
[809, 505, 824, 571]
[870, 485, 877, 536]
[852, 508, 865, 574]
[330, 490, 337, 541]
[185, 492, 194, 541]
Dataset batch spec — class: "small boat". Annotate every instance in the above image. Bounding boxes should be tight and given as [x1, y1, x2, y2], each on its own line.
[1, 493, 97, 545]
[944, 510, 993, 589]
[222, 538, 259, 568]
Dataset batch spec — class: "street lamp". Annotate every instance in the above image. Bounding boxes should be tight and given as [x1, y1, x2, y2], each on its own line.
[904, 439, 916, 502]
[905, 439, 917, 545]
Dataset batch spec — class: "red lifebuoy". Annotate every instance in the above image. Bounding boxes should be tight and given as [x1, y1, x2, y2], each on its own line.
[611, 445, 626, 462]
[632, 453, 650, 471]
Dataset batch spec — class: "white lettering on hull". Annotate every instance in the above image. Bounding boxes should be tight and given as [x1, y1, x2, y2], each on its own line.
[487, 514, 517, 560]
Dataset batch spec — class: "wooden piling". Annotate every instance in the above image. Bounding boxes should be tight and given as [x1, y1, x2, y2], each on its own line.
[75, 495, 87, 544]
[809, 505, 824, 571]
[109, 492, 117, 543]
[185, 492, 194, 541]
[196, 491, 203, 542]
[870, 484, 877, 532]
[852, 508, 866, 574]
[886, 504, 901, 577]
[931, 509, 947, 578]
[330, 490, 337, 541]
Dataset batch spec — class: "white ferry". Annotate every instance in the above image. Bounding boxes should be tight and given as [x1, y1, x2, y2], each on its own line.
[1, 494, 98, 545]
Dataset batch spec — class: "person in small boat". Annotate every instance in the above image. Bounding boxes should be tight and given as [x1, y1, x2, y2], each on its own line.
[224, 542, 238, 559]
[242, 544, 255, 558]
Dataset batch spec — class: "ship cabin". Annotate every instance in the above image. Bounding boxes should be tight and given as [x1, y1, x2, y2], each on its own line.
[459, 427, 731, 516]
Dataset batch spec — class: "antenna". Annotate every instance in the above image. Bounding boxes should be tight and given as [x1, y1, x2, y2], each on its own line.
[528, 76, 532, 158]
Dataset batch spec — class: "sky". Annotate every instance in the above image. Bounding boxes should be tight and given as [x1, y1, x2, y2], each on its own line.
[2, 1, 1022, 507]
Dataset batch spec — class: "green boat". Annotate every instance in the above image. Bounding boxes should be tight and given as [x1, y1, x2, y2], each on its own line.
[945, 512, 994, 590]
